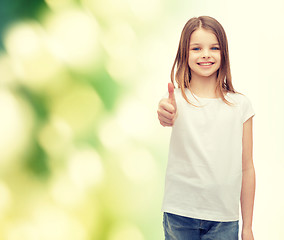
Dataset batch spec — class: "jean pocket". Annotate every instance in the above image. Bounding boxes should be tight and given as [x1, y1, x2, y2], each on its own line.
[164, 212, 198, 229]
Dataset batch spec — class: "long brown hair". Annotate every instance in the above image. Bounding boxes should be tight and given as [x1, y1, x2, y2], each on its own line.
[171, 16, 241, 107]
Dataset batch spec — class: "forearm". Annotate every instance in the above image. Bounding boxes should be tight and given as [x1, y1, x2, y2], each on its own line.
[240, 166, 256, 228]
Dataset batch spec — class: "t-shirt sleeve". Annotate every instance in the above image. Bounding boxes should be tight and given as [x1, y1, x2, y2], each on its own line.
[241, 95, 255, 123]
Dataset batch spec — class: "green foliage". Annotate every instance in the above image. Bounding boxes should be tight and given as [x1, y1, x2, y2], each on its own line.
[0, 0, 48, 49]
[0, 0, 167, 239]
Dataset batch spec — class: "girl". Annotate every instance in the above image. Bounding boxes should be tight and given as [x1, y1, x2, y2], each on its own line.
[157, 16, 255, 240]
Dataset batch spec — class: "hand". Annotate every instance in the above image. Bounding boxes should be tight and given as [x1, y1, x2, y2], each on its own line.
[242, 227, 254, 240]
[157, 82, 177, 127]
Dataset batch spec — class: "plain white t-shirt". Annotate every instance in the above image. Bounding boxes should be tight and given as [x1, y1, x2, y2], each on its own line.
[162, 88, 255, 222]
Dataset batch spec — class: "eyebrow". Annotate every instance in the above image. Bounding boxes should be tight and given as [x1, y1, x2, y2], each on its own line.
[190, 43, 220, 46]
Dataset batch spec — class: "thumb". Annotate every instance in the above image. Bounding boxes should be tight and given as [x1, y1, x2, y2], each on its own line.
[168, 82, 176, 109]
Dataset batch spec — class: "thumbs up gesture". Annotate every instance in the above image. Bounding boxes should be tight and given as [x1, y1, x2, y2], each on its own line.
[157, 82, 178, 127]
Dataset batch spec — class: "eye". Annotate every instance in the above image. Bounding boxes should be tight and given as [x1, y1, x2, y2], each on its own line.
[192, 47, 200, 51]
[211, 47, 220, 50]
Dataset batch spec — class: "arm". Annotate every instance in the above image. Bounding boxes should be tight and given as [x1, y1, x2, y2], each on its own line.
[240, 117, 255, 240]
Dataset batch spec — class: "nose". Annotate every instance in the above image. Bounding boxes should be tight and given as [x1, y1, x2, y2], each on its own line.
[201, 49, 210, 58]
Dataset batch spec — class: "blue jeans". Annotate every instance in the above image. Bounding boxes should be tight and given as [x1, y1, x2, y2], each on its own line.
[163, 212, 239, 240]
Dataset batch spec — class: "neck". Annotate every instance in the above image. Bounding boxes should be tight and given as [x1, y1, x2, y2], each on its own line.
[189, 73, 221, 98]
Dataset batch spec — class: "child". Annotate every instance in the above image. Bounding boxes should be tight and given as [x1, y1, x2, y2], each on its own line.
[157, 16, 255, 240]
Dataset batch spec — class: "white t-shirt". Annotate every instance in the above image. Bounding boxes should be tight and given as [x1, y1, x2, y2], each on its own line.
[162, 88, 255, 222]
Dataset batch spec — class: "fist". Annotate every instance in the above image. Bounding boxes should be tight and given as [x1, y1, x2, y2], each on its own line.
[157, 82, 177, 127]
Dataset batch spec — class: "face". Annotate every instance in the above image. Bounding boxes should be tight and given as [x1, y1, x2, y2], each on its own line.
[188, 28, 221, 79]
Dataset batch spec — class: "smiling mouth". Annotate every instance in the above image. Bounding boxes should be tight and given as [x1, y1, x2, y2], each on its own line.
[197, 62, 214, 66]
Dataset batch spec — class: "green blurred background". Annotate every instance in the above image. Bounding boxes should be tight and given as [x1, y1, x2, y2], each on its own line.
[1, 0, 284, 239]
[0, 0, 176, 239]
